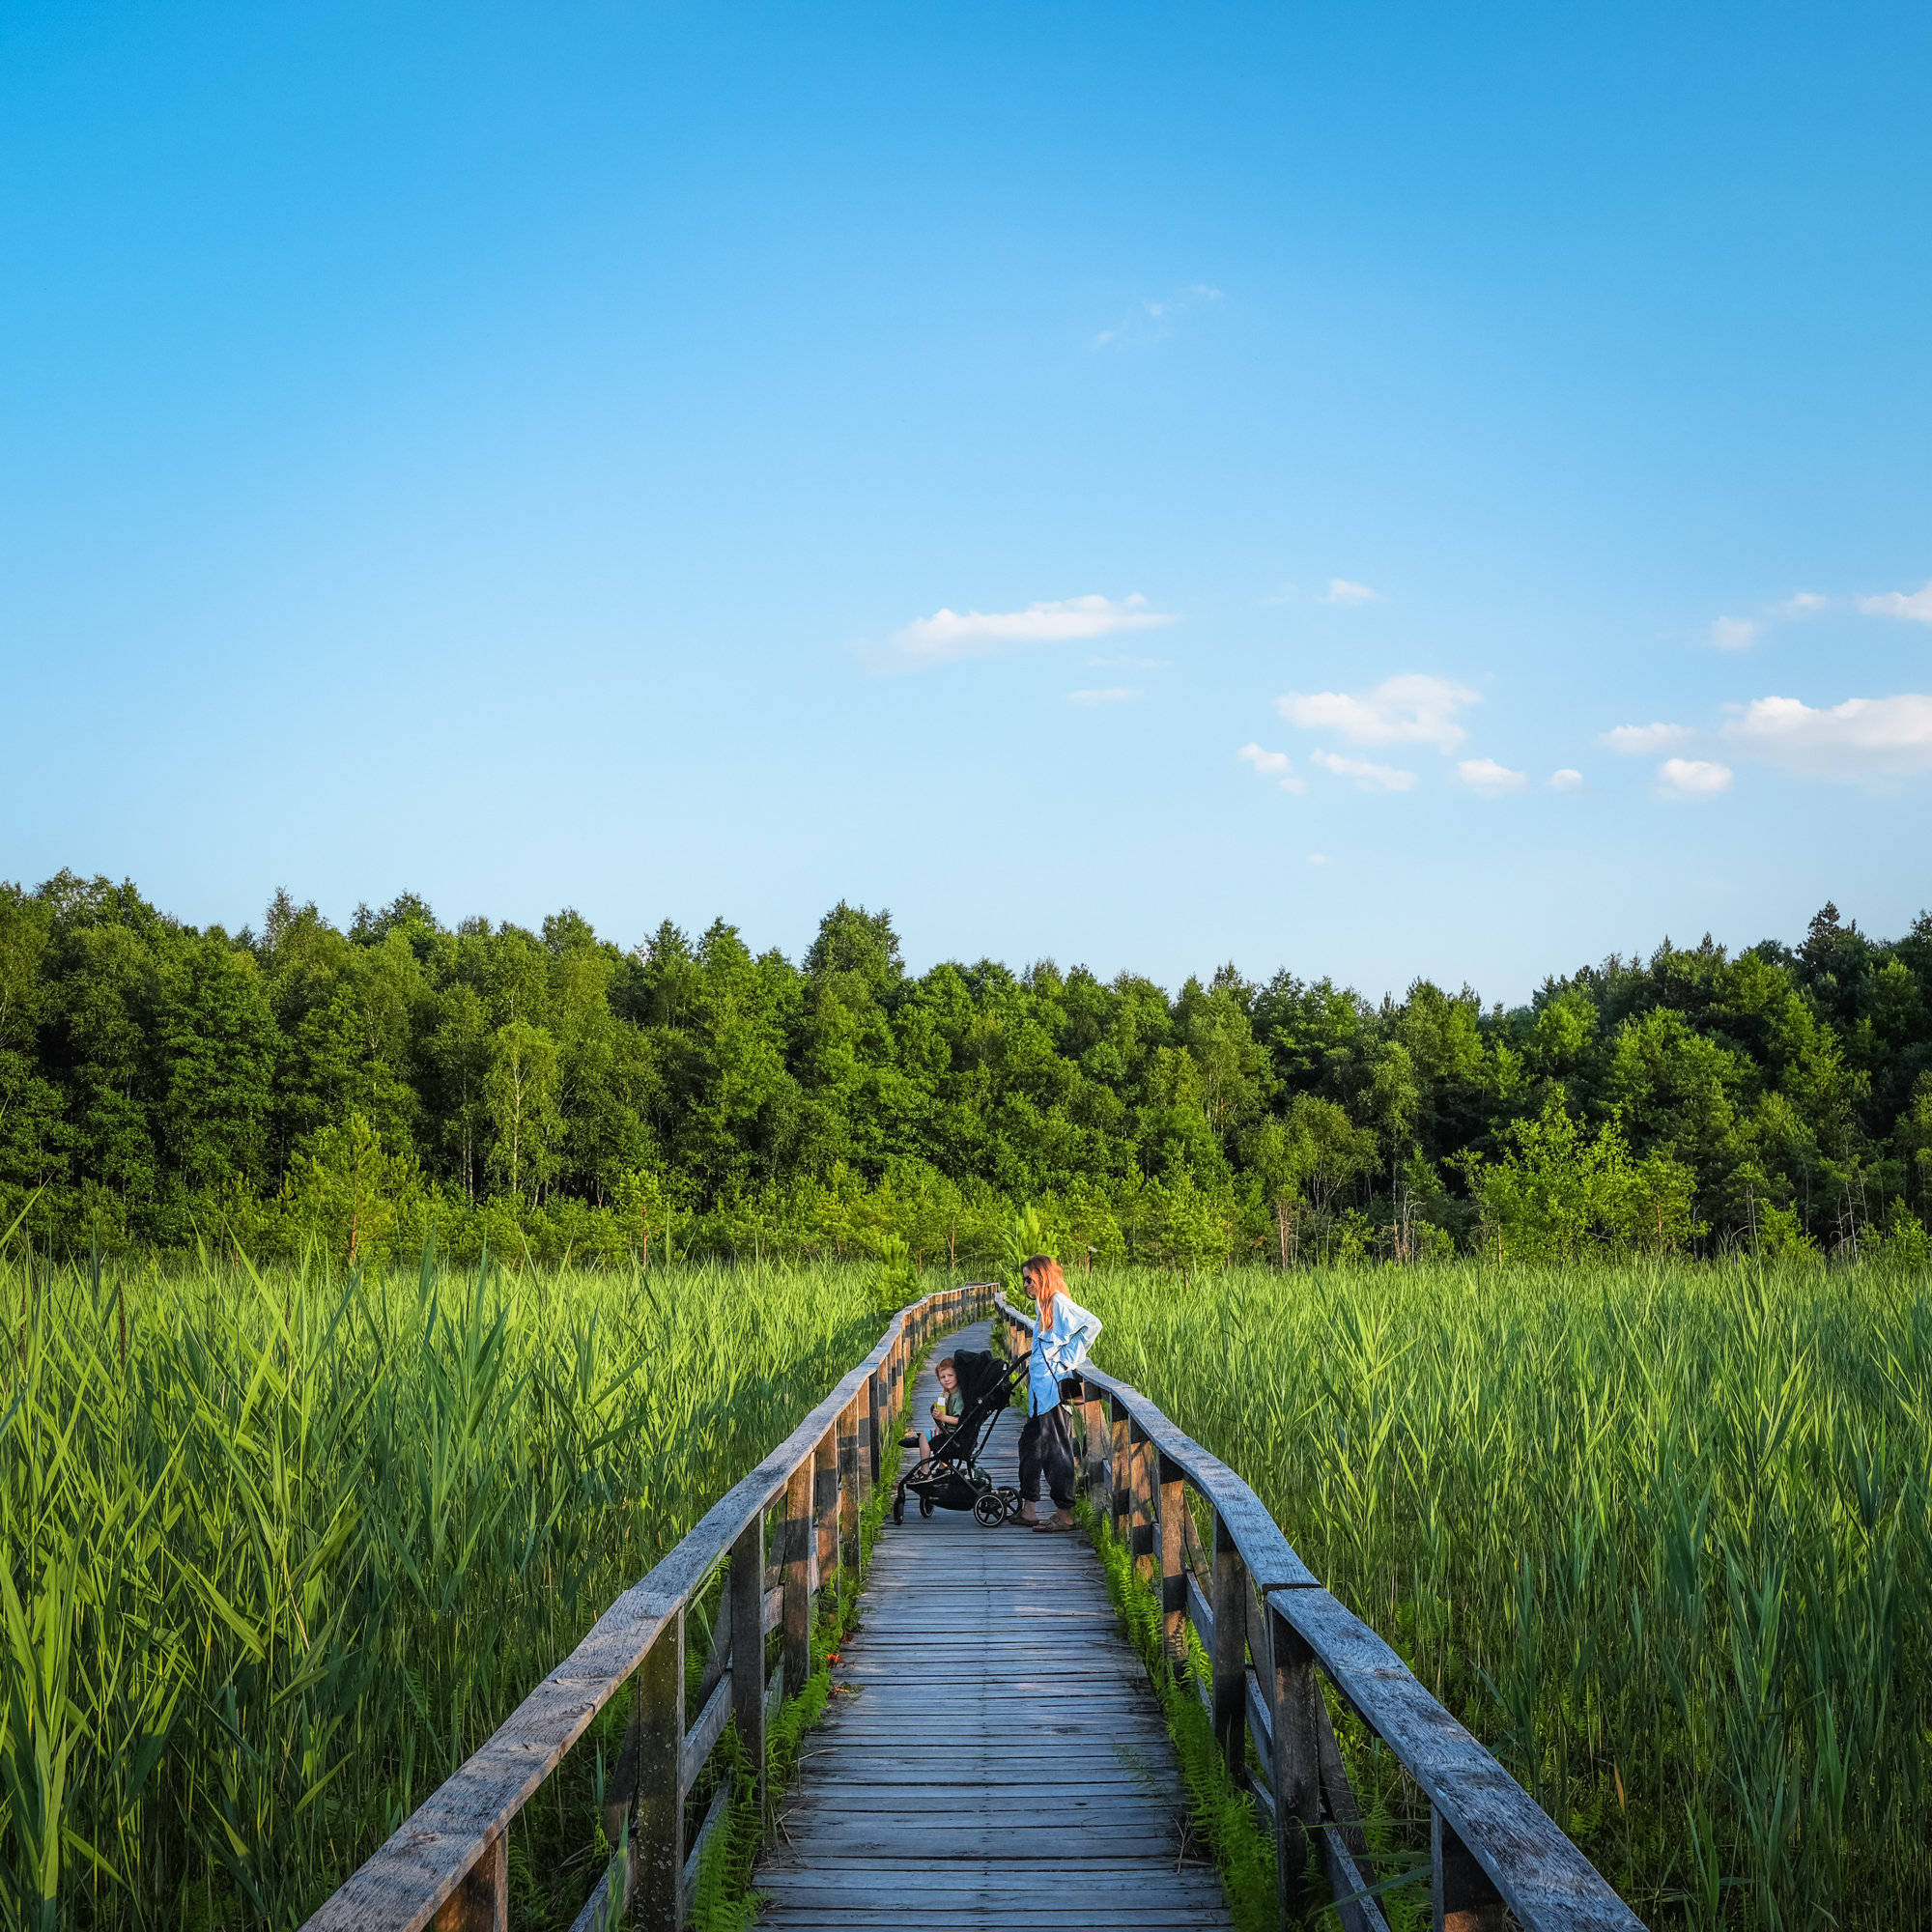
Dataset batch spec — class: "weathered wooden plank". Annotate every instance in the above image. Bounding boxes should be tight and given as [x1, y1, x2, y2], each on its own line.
[1269, 1599, 1322, 1925]
[781, 1460, 813, 1692]
[430, 1830, 503, 1932]
[728, 1513, 767, 1825]
[1268, 1588, 1645, 1931]
[1435, 1804, 1508, 1932]
[838, 1391, 863, 1573]
[812, 1423, 839, 1604]
[1209, 1510, 1247, 1785]
[631, 1610, 683, 1932]
[764, 1660, 786, 1728]
[679, 1670, 732, 1799]
[1156, 1449, 1187, 1672]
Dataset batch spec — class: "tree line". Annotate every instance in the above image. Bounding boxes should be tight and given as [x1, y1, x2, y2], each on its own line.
[1, 868, 1928, 1270]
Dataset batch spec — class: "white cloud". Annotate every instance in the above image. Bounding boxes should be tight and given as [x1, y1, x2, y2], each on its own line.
[1236, 742, 1307, 794]
[1311, 748, 1419, 792]
[873, 592, 1176, 669]
[1548, 768, 1584, 792]
[1721, 693, 1932, 779]
[1774, 591, 1828, 618]
[1276, 673, 1477, 752]
[1659, 758, 1734, 797]
[1859, 582, 1932, 623]
[1306, 853, 1329, 866]
[1325, 579, 1383, 605]
[1457, 757, 1527, 798]
[1602, 722, 1693, 755]
[1068, 687, 1142, 705]
[1709, 616, 1760, 651]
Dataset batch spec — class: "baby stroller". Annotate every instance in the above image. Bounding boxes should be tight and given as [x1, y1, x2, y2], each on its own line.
[892, 1348, 1030, 1527]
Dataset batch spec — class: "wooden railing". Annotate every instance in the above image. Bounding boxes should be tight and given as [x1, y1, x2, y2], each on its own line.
[994, 1293, 1646, 1932]
[302, 1281, 992, 1932]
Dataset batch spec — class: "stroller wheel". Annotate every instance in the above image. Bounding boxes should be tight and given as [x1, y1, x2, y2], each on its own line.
[972, 1492, 1007, 1528]
[892, 1494, 904, 1526]
[919, 1493, 935, 1518]
[997, 1486, 1023, 1522]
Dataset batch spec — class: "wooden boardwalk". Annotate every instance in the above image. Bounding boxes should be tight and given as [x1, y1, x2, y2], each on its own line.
[757, 1319, 1235, 1930]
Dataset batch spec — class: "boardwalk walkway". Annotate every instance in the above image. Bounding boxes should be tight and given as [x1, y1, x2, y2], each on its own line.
[757, 1319, 1235, 1930]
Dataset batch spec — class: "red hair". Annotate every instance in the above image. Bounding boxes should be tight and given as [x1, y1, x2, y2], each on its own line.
[1022, 1254, 1065, 1324]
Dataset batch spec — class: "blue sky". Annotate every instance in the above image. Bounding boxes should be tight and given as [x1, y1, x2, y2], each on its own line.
[4, 1, 1928, 1003]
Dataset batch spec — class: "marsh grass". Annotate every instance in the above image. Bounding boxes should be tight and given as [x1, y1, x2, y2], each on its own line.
[0, 1244, 899, 1929]
[1080, 1257, 1932, 1928]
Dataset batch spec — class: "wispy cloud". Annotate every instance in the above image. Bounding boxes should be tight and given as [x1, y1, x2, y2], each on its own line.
[1548, 768, 1584, 792]
[1311, 748, 1419, 792]
[1457, 757, 1527, 798]
[1068, 687, 1142, 706]
[1325, 578, 1383, 606]
[1092, 283, 1224, 350]
[1659, 758, 1734, 798]
[1774, 591, 1828, 618]
[1602, 722, 1693, 755]
[1721, 693, 1932, 779]
[1276, 673, 1477, 752]
[1709, 616, 1760, 651]
[1306, 853, 1329, 866]
[1236, 742, 1307, 794]
[1859, 582, 1932, 624]
[869, 592, 1177, 671]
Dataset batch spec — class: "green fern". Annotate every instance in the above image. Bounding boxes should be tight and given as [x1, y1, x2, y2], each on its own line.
[1082, 1503, 1279, 1932]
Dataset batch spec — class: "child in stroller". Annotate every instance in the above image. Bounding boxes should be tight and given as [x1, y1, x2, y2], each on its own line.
[898, 1354, 964, 1461]
[891, 1347, 1030, 1527]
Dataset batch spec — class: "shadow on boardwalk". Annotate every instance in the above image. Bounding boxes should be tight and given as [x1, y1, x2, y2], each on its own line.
[757, 1319, 1234, 1930]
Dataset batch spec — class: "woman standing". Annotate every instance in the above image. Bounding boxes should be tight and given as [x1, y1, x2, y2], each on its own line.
[1013, 1255, 1102, 1533]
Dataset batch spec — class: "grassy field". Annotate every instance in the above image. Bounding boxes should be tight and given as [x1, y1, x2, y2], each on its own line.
[0, 1248, 892, 1930]
[1075, 1259, 1932, 1930]
[9, 1252, 1927, 1930]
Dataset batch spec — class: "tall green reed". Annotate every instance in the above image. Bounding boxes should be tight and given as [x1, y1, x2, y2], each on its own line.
[0, 1247, 892, 1929]
[1080, 1258, 1932, 1928]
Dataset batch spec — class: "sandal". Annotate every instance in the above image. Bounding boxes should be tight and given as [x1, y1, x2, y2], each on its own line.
[1033, 1514, 1076, 1534]
[898, 1432, 922, 1448]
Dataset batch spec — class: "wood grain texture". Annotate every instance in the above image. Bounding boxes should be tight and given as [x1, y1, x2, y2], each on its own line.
[1269, 1587, 1645, 1931]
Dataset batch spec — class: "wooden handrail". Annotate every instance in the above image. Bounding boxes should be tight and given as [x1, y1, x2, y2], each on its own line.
[993, 1292, 1646, 1932]
[302, 1281, 995, 1932]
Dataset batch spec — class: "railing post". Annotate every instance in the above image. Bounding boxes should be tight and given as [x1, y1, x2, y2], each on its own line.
[1156, 1452, 1188, 1676]
[867, 1365, 886, 1484]
[782, 1460, 813, 1694]
[728, 1511, 767, 1824]
[1080, 1384, 1107, 1505]
[844, 1386, 868, 1533]
[1128, 1418, 1153, 1582]
[1432, 1807, 1507, 1932]
[631, 1607, 684, 1931]
[1210, 1510, 1248, 1781]
[1268, 1599, 1321, 1927]
[431, 1831, 505, 1932]
[1110, 1395, 1131, 1545]
[814, 1424, 839, 1605]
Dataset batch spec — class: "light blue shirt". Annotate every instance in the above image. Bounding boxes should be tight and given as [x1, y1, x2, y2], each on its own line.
[1019, 1293, 1103, 1417]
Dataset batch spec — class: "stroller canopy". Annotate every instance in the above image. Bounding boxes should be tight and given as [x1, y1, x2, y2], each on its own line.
[951, 1349, 1010, 1412]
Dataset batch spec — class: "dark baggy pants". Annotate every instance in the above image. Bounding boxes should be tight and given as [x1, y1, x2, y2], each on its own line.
[1017, 1405, 1077, 1511]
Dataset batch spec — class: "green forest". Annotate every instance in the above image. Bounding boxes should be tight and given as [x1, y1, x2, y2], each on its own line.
[3, 867, 1929, 1271]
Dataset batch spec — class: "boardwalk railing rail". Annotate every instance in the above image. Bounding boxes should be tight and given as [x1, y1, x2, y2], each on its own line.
[992, 1293, 1645, 1932]
[301, 1281, 993, 1932]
